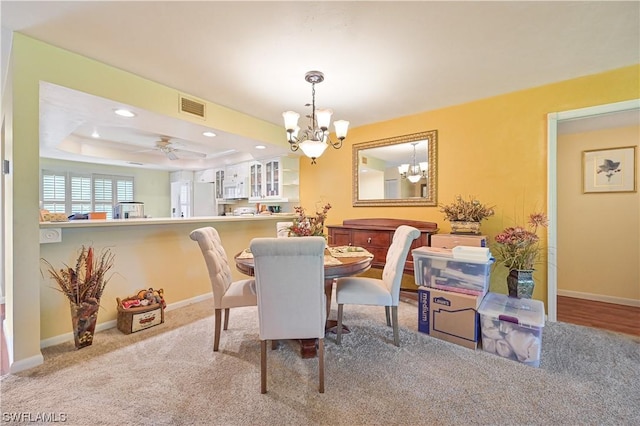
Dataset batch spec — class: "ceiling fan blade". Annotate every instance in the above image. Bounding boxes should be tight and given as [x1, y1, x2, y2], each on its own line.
[173, 148, 207, 159]
[166, 150, 179, 160]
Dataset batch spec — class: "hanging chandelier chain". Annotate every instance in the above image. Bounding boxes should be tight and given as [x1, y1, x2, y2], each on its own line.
[310, 82, 317, 131]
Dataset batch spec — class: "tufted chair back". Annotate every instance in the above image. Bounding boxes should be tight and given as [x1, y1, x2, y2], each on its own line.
[189, 227, 233, 309]
[381, 225, 421, 305]
[250, 236, 327, 393]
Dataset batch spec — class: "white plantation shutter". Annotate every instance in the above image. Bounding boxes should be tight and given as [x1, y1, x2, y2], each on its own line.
[116, 178, 134, 202]
[40, 170, 135, 219]
[93, 175, 114, 217]
[41, 170, 67, 213]
[70, 174, 92, 214]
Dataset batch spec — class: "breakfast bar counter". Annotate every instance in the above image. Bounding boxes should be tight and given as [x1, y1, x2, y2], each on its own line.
[38, 215, 294, 344]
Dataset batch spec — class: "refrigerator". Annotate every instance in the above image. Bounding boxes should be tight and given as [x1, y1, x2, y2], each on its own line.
[193, 182, 217, 217]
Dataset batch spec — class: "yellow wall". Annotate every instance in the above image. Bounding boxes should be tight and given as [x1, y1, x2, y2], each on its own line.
[558, 125, 639, 301]
[299, 64, 640, 300]
[5, 31, 640, 369]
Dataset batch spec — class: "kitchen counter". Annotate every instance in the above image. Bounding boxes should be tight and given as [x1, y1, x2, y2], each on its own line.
[39, 214, 296, 229]
[38, 213, 297, 344]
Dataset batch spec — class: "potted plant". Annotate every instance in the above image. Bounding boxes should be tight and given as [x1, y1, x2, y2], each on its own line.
[288, 203, 332, 237]
[439, 195, 495, 234]
[492, 212, 548, 298]
[42, 246, 115, 349]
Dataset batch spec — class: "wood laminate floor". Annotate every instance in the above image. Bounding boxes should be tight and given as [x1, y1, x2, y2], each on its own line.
[556, 295, 640, 337]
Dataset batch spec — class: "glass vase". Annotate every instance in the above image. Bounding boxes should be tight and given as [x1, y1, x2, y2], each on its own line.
[507, 269, 535, 299]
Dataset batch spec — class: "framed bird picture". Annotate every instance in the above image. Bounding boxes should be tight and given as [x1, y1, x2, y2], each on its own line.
[582, 146, 637, 193]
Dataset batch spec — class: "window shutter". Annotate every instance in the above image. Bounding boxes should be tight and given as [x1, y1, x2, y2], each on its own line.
[41, 170, 67, 213]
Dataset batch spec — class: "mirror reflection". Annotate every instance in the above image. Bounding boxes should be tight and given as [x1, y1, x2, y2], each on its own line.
[353, 130, 437, 207]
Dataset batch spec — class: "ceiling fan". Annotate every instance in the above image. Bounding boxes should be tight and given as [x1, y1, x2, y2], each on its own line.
[148, 137, 207, 161]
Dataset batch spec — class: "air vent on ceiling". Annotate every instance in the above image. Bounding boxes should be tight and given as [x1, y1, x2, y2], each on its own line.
[179, 95, 206, 119]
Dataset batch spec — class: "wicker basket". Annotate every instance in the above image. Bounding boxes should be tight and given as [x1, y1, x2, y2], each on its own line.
[116, 298, 164, 334]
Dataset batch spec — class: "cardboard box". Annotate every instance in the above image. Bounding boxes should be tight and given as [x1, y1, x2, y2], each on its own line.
[430, 234, 487, 249]
[412, 247, 493, 296]
[418, 288, 483, 349]
[478, 292, 545, 367]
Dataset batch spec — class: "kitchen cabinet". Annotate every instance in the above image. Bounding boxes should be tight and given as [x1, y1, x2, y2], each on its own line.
[224, 162, 250, 199]
[326, 218, 439, 275]
[214, 168, 225, 200]
[248, 156, 299, 202]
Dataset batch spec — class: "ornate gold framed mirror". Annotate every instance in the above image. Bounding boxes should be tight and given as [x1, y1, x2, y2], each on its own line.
[353, 130, 437, 207]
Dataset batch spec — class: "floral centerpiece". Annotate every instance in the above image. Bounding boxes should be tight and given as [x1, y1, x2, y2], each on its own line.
[288, 203, 332, 237]
[493, 212, 548, 298]
[439, 195, 495, 234]
[42, 246, 115, 349]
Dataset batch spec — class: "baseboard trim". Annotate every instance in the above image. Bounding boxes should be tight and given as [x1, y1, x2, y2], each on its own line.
[40, 293, 213, 349]
[557, 289, 640, 307]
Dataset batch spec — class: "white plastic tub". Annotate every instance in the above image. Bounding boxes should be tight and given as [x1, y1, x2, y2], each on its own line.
[478, 292, 545, 367]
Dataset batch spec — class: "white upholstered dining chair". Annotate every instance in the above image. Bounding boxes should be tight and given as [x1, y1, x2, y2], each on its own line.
[335, 225, 420, 346]
[189, 227, 257, 352]
[250, 236, 327, 393]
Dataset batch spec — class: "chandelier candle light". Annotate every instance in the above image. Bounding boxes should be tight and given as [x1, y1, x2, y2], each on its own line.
[398, 142, 428, 183]
[283, 71, 349, 164]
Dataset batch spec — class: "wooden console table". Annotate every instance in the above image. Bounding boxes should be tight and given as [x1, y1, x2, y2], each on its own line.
[326, 218, 438, 275]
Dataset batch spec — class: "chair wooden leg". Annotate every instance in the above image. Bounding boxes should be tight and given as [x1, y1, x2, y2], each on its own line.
[271, 340, 278, 350]
[261, 340, 267, 394]
[318, 338, 325, 393]
[392, 306, 399, 346]
[385, 306, 391, 326]
[336, 304, 344, 345]
[223, 308, 230, 330]
[213, 308, 222, 352]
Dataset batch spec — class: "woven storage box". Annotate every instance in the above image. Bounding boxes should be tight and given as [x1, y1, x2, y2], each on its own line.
[116, 298, 164, 334]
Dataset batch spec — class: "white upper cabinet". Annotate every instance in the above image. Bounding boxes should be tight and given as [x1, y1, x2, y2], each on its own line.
[249, 156, 299, 202]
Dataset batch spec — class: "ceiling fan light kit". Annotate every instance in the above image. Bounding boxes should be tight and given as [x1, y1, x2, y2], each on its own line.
[149, 137, 207, 161]
[283, 70, 349, 164]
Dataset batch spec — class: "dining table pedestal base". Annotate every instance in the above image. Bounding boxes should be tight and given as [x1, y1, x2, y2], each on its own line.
[299, 321, 351, 359]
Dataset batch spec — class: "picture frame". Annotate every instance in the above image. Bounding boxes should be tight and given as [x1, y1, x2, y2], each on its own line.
[582, 146, 637, 193]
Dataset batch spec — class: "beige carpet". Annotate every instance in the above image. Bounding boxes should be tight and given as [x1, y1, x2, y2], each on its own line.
[1, 296, 638, 425]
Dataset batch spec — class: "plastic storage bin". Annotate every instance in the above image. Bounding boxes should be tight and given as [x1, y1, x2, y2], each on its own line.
[478, 292, 545, 367]
[412, 247, 493, 296]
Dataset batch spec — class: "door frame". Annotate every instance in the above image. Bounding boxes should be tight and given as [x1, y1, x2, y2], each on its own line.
[546, 99, 640, 322]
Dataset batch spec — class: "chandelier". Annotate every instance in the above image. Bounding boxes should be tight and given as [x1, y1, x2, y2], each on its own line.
[398, 142, 428, 183]
[282, 71, 349, 164]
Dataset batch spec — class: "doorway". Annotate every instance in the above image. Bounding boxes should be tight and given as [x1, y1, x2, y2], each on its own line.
[546, 99, 640, 322]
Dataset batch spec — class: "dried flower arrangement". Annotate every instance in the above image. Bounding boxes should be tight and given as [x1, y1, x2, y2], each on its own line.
[43, 246, 115, 305]
[42, 246, 115, 348]
[440, 195, 495, 222]
[493, 213, 549, 270]
[289, 203, 332, 237]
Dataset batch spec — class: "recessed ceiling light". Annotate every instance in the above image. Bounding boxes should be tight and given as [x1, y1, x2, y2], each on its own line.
[91, 130, 100, 138]
[255, 145, 266, 150]
[202, 131, 216, 137]
[114, 108, 136, 118]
